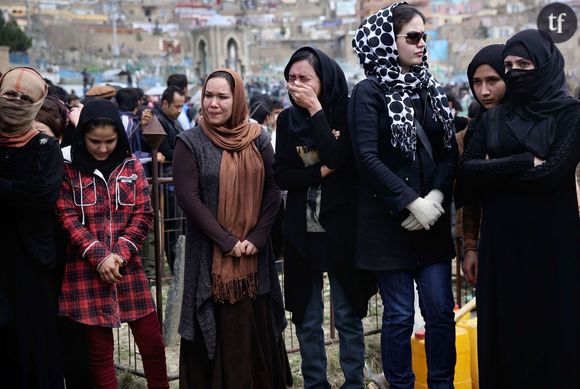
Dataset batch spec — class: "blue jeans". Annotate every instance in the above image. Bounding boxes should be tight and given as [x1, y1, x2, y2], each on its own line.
[375, 261, 456, 389]
[295, 273, 365, 389]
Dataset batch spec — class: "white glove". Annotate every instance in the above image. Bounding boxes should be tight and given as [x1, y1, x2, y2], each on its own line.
[425, 189, 444, 213]
[406, 197, 443, 230]
[401, 213, 424, 231]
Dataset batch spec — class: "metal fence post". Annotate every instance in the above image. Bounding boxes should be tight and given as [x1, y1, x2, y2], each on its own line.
[142, 115, 167, 330]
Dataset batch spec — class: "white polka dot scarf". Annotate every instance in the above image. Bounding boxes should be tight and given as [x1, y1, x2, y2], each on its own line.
[352, 2, 454, 157]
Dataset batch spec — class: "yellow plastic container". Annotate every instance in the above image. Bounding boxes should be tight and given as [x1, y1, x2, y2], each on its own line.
[455, 308, 472, 323]
[457, 317, 479, 389]
[411, 326, 472, 389]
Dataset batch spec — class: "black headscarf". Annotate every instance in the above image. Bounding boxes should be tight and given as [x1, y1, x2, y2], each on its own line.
[502, 43, 531, 61]
[503, 29, 578, 119]
[71, 99, 131, 178]
[467, 44, 506, 108]
[501, 29, 580, 157]
[283, 46, 348, 144]
[464, 44, 507, 140]
[283, 47, 349, 225]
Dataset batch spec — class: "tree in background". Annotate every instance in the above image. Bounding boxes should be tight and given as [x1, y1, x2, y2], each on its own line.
[0, 18, 32, 52]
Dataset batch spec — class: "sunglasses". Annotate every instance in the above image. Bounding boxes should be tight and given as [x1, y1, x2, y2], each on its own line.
[396, 31, 427, 45]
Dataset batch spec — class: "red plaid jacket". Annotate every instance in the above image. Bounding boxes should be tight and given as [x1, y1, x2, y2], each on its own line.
[56, 156, 155, 327]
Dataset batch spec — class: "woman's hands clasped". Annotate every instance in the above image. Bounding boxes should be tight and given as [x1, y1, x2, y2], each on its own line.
[226, 240, 259, 257]
[98, 254, 125, 283]
[402, 190, 445, 231]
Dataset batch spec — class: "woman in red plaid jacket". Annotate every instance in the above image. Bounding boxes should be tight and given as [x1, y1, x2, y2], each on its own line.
[56, 99, 169, 389]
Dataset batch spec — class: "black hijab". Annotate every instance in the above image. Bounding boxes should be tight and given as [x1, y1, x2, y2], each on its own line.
[467, 44, 506, 108]
[465, 44, 506, 139]
[71, 99, 131, 178]
[501, 29, 579, 157]
[283, 47, 348, 144]
[503, 29, 578, 119]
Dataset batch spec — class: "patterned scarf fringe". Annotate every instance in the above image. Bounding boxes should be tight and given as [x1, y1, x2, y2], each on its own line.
[428, 91, 455, 150]
[211, 272, 258, 304]
[391, 122, 418, 158]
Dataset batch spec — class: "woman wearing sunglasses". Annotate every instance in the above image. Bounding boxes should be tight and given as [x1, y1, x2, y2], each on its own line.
[350, 3, 458, 388]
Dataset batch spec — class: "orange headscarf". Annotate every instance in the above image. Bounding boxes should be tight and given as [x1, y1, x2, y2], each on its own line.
[0, 67, 47, 147]
[199, 68, 264, 303]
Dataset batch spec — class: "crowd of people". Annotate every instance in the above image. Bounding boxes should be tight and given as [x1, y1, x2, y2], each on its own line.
[1, 2, 579, 389]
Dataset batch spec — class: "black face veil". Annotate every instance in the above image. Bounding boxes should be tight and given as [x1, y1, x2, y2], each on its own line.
[502, 29, 577, 119]
[501, 29, 580, 158]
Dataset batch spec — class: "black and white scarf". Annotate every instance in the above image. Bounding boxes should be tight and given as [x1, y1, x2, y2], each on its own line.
[352, 2, 454, 157]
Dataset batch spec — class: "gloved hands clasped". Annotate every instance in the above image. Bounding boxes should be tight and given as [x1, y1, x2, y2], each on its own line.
[401, 189, 445, 231]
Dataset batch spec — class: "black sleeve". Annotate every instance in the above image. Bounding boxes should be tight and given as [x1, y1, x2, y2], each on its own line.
[246, 137, 282, 250]
[460, 111, 534, 183]
[0, 137, 64, 218]
[155, 114, 179, 161]
[273, 110, 323, 190]
[308, 110, 349, 170]
[505, 107, 580, 191]
[349, 81, 419, 213]
[172, 140, 238, 253]
[157, 135, 174, 161]
[432, 128, 459, 198]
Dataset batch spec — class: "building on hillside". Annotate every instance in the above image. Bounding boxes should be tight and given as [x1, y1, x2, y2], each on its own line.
[191, 25, 249, 79]
[356, 0, 432, 21]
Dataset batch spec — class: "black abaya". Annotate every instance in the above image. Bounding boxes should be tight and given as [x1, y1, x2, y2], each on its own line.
[461, 103, 580, 389]
[0, 133, 65, 389]
[460, 30, 580, 388]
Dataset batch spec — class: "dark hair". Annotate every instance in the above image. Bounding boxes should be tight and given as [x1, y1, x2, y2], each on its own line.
[468, 101, 481, 119]
[250, 94, 273, 124]
[35, 96, 68, 140]
[161, 85, 185, 104]
[271, 99, 284, 111]
[47, 85, 69, 104]
[116, 87, 139, 111]
[393, 4, 426, 35]
[135, 87, 145, 101]
[82, 116, 119, 135]
[206, 71, 235, 93]
[284, 49, 322, 83]
[446, 93, 462, 112]
[167, 74, 188, 91]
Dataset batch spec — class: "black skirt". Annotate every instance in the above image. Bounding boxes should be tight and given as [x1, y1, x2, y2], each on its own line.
[179, 294, 292, 389]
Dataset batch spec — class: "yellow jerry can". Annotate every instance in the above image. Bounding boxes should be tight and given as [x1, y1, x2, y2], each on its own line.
[457, 317, 479, 389]
[411, 326, 472, 389]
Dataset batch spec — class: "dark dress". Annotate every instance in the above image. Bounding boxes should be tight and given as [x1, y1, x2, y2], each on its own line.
[0, 133, 65, 389]
[174, 127, 291, 389]
[460, 103, 580, 388]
